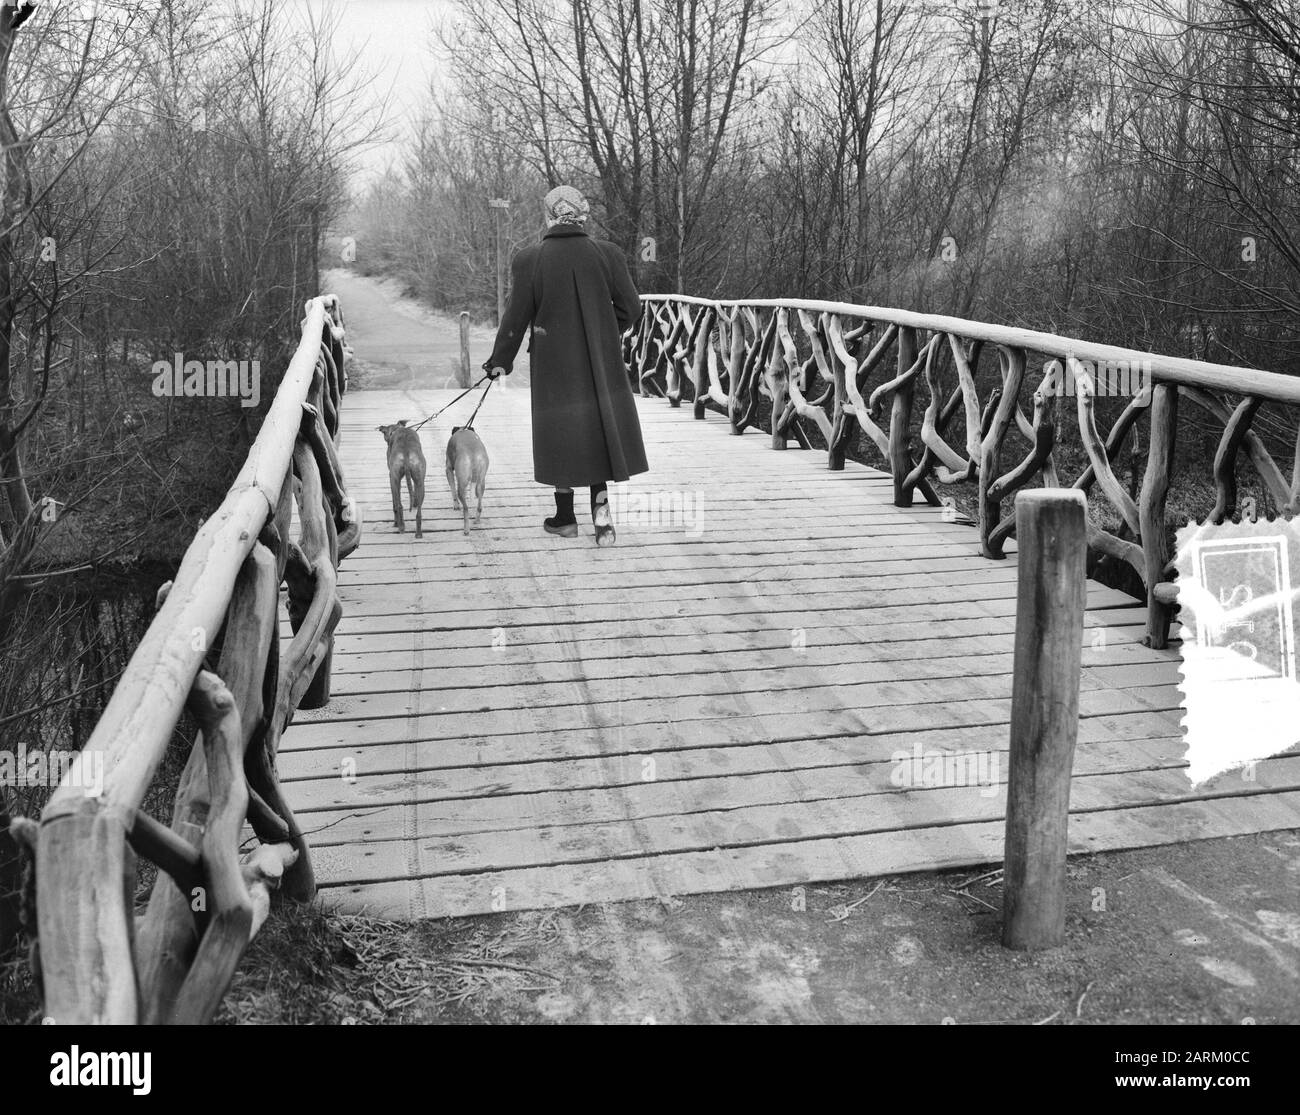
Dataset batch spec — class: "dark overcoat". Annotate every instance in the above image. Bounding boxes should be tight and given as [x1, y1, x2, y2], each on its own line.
[487, 226, 649, 488]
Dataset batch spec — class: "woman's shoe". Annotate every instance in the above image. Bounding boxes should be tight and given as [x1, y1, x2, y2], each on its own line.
[545, 488, 578, 536]
[592, 495, 616, 547]
[544, 516, 579, 537]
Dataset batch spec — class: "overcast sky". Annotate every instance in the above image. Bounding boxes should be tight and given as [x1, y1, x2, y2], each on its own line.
[290, 0, 904, 187]
[299, 0, 454, 184]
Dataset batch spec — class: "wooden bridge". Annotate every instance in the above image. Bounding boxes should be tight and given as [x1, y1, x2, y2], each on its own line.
[286, 385, 1292, 919]
[23, 292, 1300, 1022]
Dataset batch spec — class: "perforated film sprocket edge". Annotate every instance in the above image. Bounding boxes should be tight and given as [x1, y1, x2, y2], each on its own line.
[1173, 516, 1300, 785]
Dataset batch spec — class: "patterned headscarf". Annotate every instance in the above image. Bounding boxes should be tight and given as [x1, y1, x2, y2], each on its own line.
[544, 185, 590, 227]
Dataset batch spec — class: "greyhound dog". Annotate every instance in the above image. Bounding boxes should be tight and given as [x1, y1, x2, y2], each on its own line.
[378, 421, 426, 538]
[446, 425, 489, 535]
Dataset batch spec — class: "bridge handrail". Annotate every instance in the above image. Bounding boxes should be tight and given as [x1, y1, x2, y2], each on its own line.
[29, 294, 358, 1024]
[639, 293, 1300, 404]
[631, 293, 1300, 649]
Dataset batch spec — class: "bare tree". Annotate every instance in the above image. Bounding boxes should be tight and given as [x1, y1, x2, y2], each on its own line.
[445, 0, 778, 289]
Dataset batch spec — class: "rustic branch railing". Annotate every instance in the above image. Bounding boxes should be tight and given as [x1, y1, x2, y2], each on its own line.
[629, 294, 1300, 650]
[25, 294, 358, 1024]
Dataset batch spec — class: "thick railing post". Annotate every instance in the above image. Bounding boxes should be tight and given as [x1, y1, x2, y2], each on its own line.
[891, 326, 917, 505]
[1140, 382, 1178, 648]
[767, 309, 791, 450]
[1002, 488, 1087, 951]
[978, 346, 1026, 558]
[692, 306, 713, 421]
[725, 310, 745, 434]
[458, 311, 471, 388]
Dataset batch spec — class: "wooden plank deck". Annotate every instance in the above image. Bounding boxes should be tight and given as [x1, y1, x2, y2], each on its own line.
[279, 386, 1300, 919]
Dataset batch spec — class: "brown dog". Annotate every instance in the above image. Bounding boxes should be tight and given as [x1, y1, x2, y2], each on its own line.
[446, 425, 489, 535]
[378, 421, 426, 538]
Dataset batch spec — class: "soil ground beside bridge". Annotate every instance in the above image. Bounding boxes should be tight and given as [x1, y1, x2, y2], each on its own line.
[213, 835, 1300, 1024]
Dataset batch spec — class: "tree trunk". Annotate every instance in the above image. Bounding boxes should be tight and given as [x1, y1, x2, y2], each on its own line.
[0, 9, 34, 528]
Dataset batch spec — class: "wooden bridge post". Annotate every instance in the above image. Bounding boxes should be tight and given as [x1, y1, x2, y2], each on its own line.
[1002, 488, 1087, 951]
[767, 309, 791, 450]
[692, 306, 713, 421]
[1140, 382, 1178, 648]
[725, 310, 745, 434]
[827, 314, 858, 472]
[891, 327, 918, 505]
[458, 312, 471, 388]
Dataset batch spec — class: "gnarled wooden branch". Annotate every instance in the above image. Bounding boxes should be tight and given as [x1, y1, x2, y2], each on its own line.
[908, 382, 966, 497]
[126, 809, 202, 896]
[784, 310, 832, 446]
[868, 332, 940, 416]
[976, 346, 1027, 558]
[764, 309, 795, 449]
[829, 316, 893, 459]
[1072, 358, 1141, 538]
[724, 307, 749, 432]
[1070, 389, 1148, 498]
[1087, 519, 1146, 580]
[988, 367, 1060, 508]
[137, 541, 279, 1023]
[170, 671, 253, 1026]
[735, 309, 777, 432]
[950, 333, 986, 469]
[891, 328, 920, 506]
[919, 337, 971, 479]
[1210, 397, 1261, 523]
[663, 305, 690, 406]
[1178, 386, 1292, 515]
[1139, 383, 1178, 648]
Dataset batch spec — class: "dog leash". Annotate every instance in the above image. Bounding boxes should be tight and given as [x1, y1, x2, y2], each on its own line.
[408, 373, 492, 432]
[461, 377, 495, 430]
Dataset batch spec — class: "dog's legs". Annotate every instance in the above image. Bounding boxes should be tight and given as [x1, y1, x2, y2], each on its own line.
[447, 462, 460, 508]
[407, 472, 416, 511]
[414, 474, 425, 539]
[475, 476, 485, 523]
[390, 472, 404, 533]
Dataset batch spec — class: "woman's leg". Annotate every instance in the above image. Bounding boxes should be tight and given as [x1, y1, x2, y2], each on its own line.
[590, 481, 615, 546]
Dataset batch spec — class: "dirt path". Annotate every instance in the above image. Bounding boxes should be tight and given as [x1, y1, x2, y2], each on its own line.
[322, 267, 530, 390]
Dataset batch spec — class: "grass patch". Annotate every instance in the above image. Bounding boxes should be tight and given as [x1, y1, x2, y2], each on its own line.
[216, 903, 567, 1025]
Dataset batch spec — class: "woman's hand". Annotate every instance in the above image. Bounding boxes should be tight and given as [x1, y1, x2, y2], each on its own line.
[482, 362, 509, 380]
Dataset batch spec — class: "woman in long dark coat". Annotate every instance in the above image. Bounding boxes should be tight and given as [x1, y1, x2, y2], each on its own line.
[485, 185, 648, 545]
